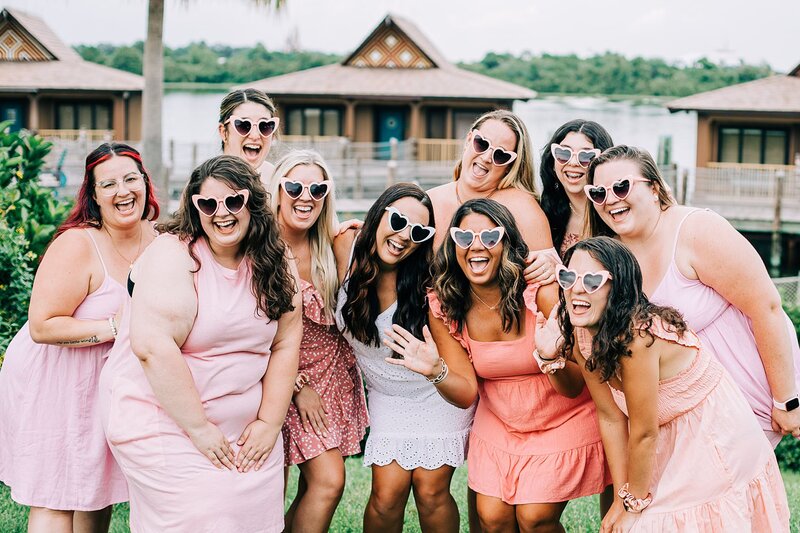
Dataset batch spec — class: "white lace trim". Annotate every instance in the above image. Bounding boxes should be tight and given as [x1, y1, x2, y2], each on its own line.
[363, 428, 470, 470]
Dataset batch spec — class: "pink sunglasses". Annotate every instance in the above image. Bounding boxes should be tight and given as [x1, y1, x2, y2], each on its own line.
[470, 131, 518, 167]
[550, 143, 600, 168]
[584, 176, 651, 206]
[556, 265, 613, 293]
[191, 189, 250, 217]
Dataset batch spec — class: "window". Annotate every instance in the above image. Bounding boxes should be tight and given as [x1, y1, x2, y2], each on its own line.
[718, 127, 788, 164]
[55, 101, 113, 130]
[426, 108, 447, 138]
[284, 106, 342, 136]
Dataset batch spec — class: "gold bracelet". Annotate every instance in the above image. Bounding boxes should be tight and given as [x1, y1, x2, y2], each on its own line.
[426, 358, 449, 384]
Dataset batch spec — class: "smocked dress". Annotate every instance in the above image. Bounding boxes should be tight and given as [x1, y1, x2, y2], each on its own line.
[0, 229, 128, 510]
[99, 234, 284, 533]
[603, 320, 790, 531]
[651, 209, 800, 446]
[282, 279, 368, 465]
[429, 285, 609, 504]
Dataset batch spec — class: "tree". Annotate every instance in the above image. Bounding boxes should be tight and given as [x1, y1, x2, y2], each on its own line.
[141, 0, 284, 217]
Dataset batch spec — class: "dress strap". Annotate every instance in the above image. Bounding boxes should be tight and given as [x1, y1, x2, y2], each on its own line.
[343, 232, 359, 283]
[84, 229, 109, 277]
[668, 209, 705, 261]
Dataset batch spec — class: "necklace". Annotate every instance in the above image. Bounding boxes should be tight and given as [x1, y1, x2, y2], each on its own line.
[470, 288, 501, 311]
[455, 180, 496, 205]
[104, 224, 144, 268]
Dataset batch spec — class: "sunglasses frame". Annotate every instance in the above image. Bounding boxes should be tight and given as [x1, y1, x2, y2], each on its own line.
[470, 131, 518, 167]
[555, 265, 613, 294]
[279, 177, 332, 201]
[550, 143, 601, 169]
[584, 176, 652, 206]
[384, 206, 436, 243]
[191, 189, 250, 217]
[449, 226, 506, 250]
[224, 115, 280, 138]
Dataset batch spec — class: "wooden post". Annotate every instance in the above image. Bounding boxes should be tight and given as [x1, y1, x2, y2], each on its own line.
[354, 158, 363, 200]
[681, 169, 689, 205]
[169, 139, 175, 172]
[386, 138, 398, 188]
[770, 170, 785, 277]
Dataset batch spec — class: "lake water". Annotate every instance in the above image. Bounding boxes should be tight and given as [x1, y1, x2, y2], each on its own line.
[163, 91, 698, 168]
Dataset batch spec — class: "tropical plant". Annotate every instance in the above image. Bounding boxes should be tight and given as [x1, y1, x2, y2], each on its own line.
[0, 217, 33, 362]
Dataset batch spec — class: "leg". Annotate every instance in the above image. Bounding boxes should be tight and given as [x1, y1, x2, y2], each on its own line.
[363, 461, 412, 533]
[599, 485, 614, 517]
[27, 507, 73, 533]
[290, 449, 346, 533]
[73, 506, 113, 533]
[468, 487, 483, 533]
[284, 466, 307, 533]
[411, 465, 459, 533]
[515, 502, 568, 533]
[476, 493, 517, 533]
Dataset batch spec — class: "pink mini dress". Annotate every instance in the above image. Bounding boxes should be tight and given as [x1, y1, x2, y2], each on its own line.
[99, 234, 284, 533]
[429, 285, 610, 504]
[604, 320, 790, 531]
[282, 279, 368, 465]
[0, 229, 128, 510]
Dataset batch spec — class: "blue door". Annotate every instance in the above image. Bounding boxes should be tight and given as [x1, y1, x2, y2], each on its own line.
[0, 99, 27, 132]
[375, 107, 406, 159]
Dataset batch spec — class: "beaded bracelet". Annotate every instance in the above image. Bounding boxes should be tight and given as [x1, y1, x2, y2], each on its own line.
[617, 483, 653, 513]
[108, 317, 118, 339]
[532, 349, 566, 375]
[426, 358, 449, 384]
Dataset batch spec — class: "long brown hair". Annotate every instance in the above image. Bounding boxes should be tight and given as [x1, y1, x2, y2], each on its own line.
[158, 155, 295, 320]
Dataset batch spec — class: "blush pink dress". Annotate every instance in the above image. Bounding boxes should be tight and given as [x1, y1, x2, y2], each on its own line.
[0, 229, 128, 510]
[99, 234, 284, 533]
[282, 279, 368, 465]
[604, 320, 790, 531]
[651, 209, 800, 446]
[429, 286, 610, 504]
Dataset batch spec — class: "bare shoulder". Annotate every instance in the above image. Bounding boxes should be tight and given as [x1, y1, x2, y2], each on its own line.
[333, 228, 358, 279]
[139, 233, 194, 272]
[40, 227, 96, 267]
[494, 188, 545, 215]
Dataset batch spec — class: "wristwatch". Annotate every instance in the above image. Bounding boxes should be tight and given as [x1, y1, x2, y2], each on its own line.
[773, 394, 800, 412]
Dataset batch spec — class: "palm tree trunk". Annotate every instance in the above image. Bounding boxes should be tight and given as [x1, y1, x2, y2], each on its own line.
[142, 0, 167, 217]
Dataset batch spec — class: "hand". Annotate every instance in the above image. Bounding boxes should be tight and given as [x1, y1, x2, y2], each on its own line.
[535, 305, 564, 359]
[187, 421, 236, 470]
[383, 324, 440, 378]
[333, 218, 363, 236]
[524, 249, 560, 285]
[600, 499, 627, 533]
[235, 419, 280, 472]
[294, 385, 330, 439]
[771, 406, 800, 438]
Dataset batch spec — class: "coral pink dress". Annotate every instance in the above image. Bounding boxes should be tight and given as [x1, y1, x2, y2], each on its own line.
[99, 235, 284, 533]
[0, 229, 128, 510]
[282, 279, 368, 465]
[429, 286, 609, 504]
[605, 320, 790, 531]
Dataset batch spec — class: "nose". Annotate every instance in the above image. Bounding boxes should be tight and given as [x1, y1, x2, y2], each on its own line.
[571, 277, 587, 295]
[298, 187, 312, 201]
[469, 236, 486, 251]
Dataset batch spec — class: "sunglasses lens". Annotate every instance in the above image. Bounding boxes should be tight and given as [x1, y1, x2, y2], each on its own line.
[196, 197, 218, 216]
[282, 181, 304, 199]
[258, 119, 276, 137]
[409, 225, 431, 243]
[612, 179, 632, 200]
[233, 119, 252, 136]
[492, 149, 513, 166]
[479, 229, 503, 248]
[225, 193, 246, 214]
[553, 146, 572, 165]
[577, 151, 597, 168]
[452, 229, 474, 248]
[582, 273, 606, 293]
[557, 269, 577, 290]
[388, 211, 408, 232]
[472, 135, 490, 154]
[587, 186, 607, 204]
[309, 182, 329, 201]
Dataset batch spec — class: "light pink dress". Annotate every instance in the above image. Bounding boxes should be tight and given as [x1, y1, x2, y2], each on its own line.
[0, 229, 128, 510]
[651, 209, 800, 446]
[99, 234, 284, 533]
[605, 320, 789, 531]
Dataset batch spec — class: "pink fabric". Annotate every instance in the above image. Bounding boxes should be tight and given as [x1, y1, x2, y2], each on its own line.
[609, 319, 790, 532]
[559, 231, 581, 258]
[0, 229, 128, 510]
[651, 209, 800, 446]
[282, 279, 368, 465]
[429, 286, 610, 504]
[99, 234, 283, 533]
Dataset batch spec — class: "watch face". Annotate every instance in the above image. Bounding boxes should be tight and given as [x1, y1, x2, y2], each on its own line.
[787, 397, 800, 411]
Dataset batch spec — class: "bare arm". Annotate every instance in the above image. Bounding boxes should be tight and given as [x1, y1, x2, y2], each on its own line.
[497, 189, 558, 284]
[535, 283, 585, 398]
[333, 228, 358, 284]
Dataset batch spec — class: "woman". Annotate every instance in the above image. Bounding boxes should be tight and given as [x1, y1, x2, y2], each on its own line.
[334, 184, 474, 533]
[0, 143, 159, 532]
[219, 88, 280, 180]
[269, 150, 368, 532]
[540, 119, 613, 257]
[385, 199, 609, 532]
[587, 145, 800, 445]
[544, 236, 789, 531]
[426, 109, 556, 284]
[99, 155, 302, 532]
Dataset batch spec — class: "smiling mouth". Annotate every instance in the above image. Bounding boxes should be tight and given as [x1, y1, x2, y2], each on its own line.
[608, 207, 630, 221]
[214, 219, 236, 232]
[115, 198, 135, 213]
[468, 257, 489, 274]
[387, 238, 406, 254]
[564, 171, 584, 182]
[472, 162, 489, 178]
[243, 144, 262, 158]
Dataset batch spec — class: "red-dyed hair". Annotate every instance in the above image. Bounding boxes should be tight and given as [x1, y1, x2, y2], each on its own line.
[55, 143, 160, 239]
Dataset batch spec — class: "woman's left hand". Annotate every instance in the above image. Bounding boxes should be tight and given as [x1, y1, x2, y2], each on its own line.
[235, 419, 280, 473]
[383, 324, 440, 378]
[524, 249, 559, 285]
[600, 499, 628, 533]
[771, 407, 800, 439]
[535, 306, 564, 359]
[333, 218, 363, 236]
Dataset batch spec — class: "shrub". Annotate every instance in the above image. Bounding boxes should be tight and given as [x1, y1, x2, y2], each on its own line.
[0, 218, 33, 361]
[776, 435, 800, 472]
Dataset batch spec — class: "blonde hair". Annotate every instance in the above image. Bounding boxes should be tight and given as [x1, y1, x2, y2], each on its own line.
[452, 109, 537, 198]
[269, 149, 339, 318]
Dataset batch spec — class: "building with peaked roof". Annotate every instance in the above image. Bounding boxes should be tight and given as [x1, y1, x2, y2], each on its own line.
[241, 14, 535, 144]
[0, 7, 143, 140]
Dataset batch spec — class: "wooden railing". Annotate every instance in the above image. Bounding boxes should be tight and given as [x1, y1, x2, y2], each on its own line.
[38, 129, 114, 142]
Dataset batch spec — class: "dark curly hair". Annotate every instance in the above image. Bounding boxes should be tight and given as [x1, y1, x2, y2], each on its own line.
[157, 155, 295, 320]
[341, 183, 434, 346]
[558, 236, 686, 382]
[539, 120, 613, 254]
[433, 198, 529, 335]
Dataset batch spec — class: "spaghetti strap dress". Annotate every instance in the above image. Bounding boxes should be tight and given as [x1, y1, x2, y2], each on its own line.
[609, 319, 790, 531]
[99, 234, 284, 532]
[429, 285, 610, 504]
[650, 209, 800, 446]
[0, 229, 128, 510]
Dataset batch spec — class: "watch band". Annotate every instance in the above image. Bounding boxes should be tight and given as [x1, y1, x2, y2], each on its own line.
[773, 395, 800, 412]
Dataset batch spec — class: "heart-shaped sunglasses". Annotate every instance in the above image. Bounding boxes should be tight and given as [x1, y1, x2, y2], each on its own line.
[584, 176, 651, 205]
[470, 131, 518, 167]
[279, 178, 331, 201]
[191, 189, 249, 217]
[449, 226, 505, 249]
[550, 143, 600, 168]
[556, 265, 613, 293]
[384, 206, 435, 243]
[224, 115, 280, 138]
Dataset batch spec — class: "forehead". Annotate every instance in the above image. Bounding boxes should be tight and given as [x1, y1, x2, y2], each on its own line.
[199, 177, 239, 196]
[94, 155, 139, 180]
[560, 131, 594, 149]
[475, 119, 517, 150]
[458, 212, 496, 231]
[232, 101, 273, 119]
[567, 249, 605, 271]
[387, 196, 429, 225]
[285, 163, 325, 183]
[593, 159, 640, 184]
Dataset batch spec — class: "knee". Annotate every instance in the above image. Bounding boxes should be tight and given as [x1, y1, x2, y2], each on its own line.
[369, 485, 408, 517]
[412, 482, 453, 515]
[479, 511, 516, 533]
[307, 466, 345, 502]
[516, 507, 562, 532]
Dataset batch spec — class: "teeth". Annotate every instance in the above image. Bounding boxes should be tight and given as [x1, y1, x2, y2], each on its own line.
[565, 172, 583, 179]
[472, 162, 488, 177]
[216, 220, 235, 228]
[295, 206, 312, 213]
[609, 207, 628, 215]
[573, 301, 590, 308]
[388, 239, 405, 252]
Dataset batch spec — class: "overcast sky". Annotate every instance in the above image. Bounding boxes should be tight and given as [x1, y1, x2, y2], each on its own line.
[5, 0, 799, 72]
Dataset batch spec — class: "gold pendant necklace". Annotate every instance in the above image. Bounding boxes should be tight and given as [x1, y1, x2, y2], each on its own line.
[470, 288, 501, 310]
[104, 224, 144, 268]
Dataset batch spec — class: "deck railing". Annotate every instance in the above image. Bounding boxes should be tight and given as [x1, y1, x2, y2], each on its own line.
[37, 129, 114, 142]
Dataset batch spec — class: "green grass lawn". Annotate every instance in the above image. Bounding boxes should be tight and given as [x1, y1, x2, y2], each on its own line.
[1, 462, 799, 532]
